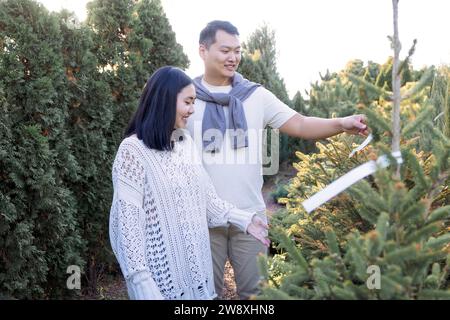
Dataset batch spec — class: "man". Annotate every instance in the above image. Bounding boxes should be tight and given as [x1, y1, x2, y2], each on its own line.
[186, 20, 368, 300]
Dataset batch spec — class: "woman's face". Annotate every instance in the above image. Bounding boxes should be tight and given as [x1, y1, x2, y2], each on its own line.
[174, 84, 196, 129]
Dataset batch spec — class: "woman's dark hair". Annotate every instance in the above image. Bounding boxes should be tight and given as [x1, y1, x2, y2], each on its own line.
[125, 66, 193, 151]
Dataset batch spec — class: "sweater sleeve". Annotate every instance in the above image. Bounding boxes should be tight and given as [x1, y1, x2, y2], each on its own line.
[204, 173, 255, 232]
[187, 135, 255, 231]
[109, 141, 163, 300]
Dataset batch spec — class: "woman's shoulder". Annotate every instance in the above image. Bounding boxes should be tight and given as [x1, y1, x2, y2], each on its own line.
[115, 135, 149, 160]
[121, 133, 139, 143]
[118, 131, 196, 156]
[112, 136, 147, 178]
[119, 134, 145, 149]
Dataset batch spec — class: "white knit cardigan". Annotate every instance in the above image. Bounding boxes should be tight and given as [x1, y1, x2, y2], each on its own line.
[109, 131, 254, 300]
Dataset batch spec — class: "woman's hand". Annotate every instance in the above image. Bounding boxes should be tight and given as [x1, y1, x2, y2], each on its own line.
[247, 215, 270, 247]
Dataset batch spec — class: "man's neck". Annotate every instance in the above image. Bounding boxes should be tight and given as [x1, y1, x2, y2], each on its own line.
[203, 73, 232, 87]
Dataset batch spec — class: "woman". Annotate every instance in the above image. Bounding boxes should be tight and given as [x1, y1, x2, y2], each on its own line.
[109, 66, 269, 300]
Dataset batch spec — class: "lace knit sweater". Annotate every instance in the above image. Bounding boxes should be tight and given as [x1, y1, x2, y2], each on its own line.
[109, 131, 254, 300]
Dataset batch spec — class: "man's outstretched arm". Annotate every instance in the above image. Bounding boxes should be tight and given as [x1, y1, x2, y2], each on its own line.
[279, 113, 369, 139]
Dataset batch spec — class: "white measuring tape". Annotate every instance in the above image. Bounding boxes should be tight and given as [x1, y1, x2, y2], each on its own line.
[302, 134, 403, 213]
[348, 134, 373, 158]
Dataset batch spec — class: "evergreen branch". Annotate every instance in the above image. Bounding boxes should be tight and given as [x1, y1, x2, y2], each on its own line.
[426, 169, 450, 202]
[426, 205, 450, 223]
[397, 39, 417, 77]
[425, 233, 450, 251]
[350, 202, 378, 225]
[411, 264, 429, 288]
[402, 107, 434, 137]
[366, 212, 389, 258]
[412, 251, 447, 264]
[280, 270, 310, 287]
[313, 268, 333, 296]
[438, 257, 450, 290]
[315, 161, 332, 180]
[284, 284, 314, 299]
[329, 140, 345, 166]
[418, 289, 450, 300]
[403, 149, 430, 190]
[399, 184, 428, 214]
[278, 232, 310, 273]
[314, 257, 342, 285]
[346, 73, 392, 101]
[402, 66, 435, 101]
[375, 212, 389, 241]
[428, 144, 450, 187]
[404, 223, 439, 243]
[257, 254, 271, 281]
[384, 245, 418, 264]
[362, 106, 392, 135]
[344, 282, 372, 299]
[331, 285, 358, 300]
[380, 275, 405, 296]
[399, 201, 427, 225]
[346, 238, 368, 282]
[425, 122, 450, 148]
[352, 179, 390, 213]
[324, 228, 340, 256]
[444, 70, 450, 138]
[261, 287, 296, 300]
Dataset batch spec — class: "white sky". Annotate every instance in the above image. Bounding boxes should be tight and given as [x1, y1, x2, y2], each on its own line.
[37, 0, 450, 98]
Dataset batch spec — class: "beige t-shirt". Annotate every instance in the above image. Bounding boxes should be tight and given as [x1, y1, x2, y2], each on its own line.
[186, 78, 297, 213]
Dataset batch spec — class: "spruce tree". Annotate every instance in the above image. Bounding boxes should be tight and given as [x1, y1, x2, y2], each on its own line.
[259, 66, 450, 300]
[258, 0, 450, 300]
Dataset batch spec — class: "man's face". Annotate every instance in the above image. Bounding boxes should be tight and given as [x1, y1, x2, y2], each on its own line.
[200, 30, 241, 82]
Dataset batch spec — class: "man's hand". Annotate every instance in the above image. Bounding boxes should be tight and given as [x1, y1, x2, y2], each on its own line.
[340, 114, 369, 136]
[247, 215, 270, 247]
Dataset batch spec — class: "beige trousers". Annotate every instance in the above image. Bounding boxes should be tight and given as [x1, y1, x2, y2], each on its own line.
[209, 211, 268, 300]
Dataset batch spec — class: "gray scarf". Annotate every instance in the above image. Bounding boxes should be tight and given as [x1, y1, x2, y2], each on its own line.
[193, 73, 260, 152]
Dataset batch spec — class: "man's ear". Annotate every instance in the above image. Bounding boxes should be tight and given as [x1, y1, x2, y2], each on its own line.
[199, 44, 207, 60]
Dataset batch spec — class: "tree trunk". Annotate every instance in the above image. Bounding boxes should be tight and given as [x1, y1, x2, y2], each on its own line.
[391, 0, 402, 178]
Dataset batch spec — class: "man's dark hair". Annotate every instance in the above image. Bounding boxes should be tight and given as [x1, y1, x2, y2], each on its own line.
[199, 20, 239, 48]
[125, 66, 192, 151]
